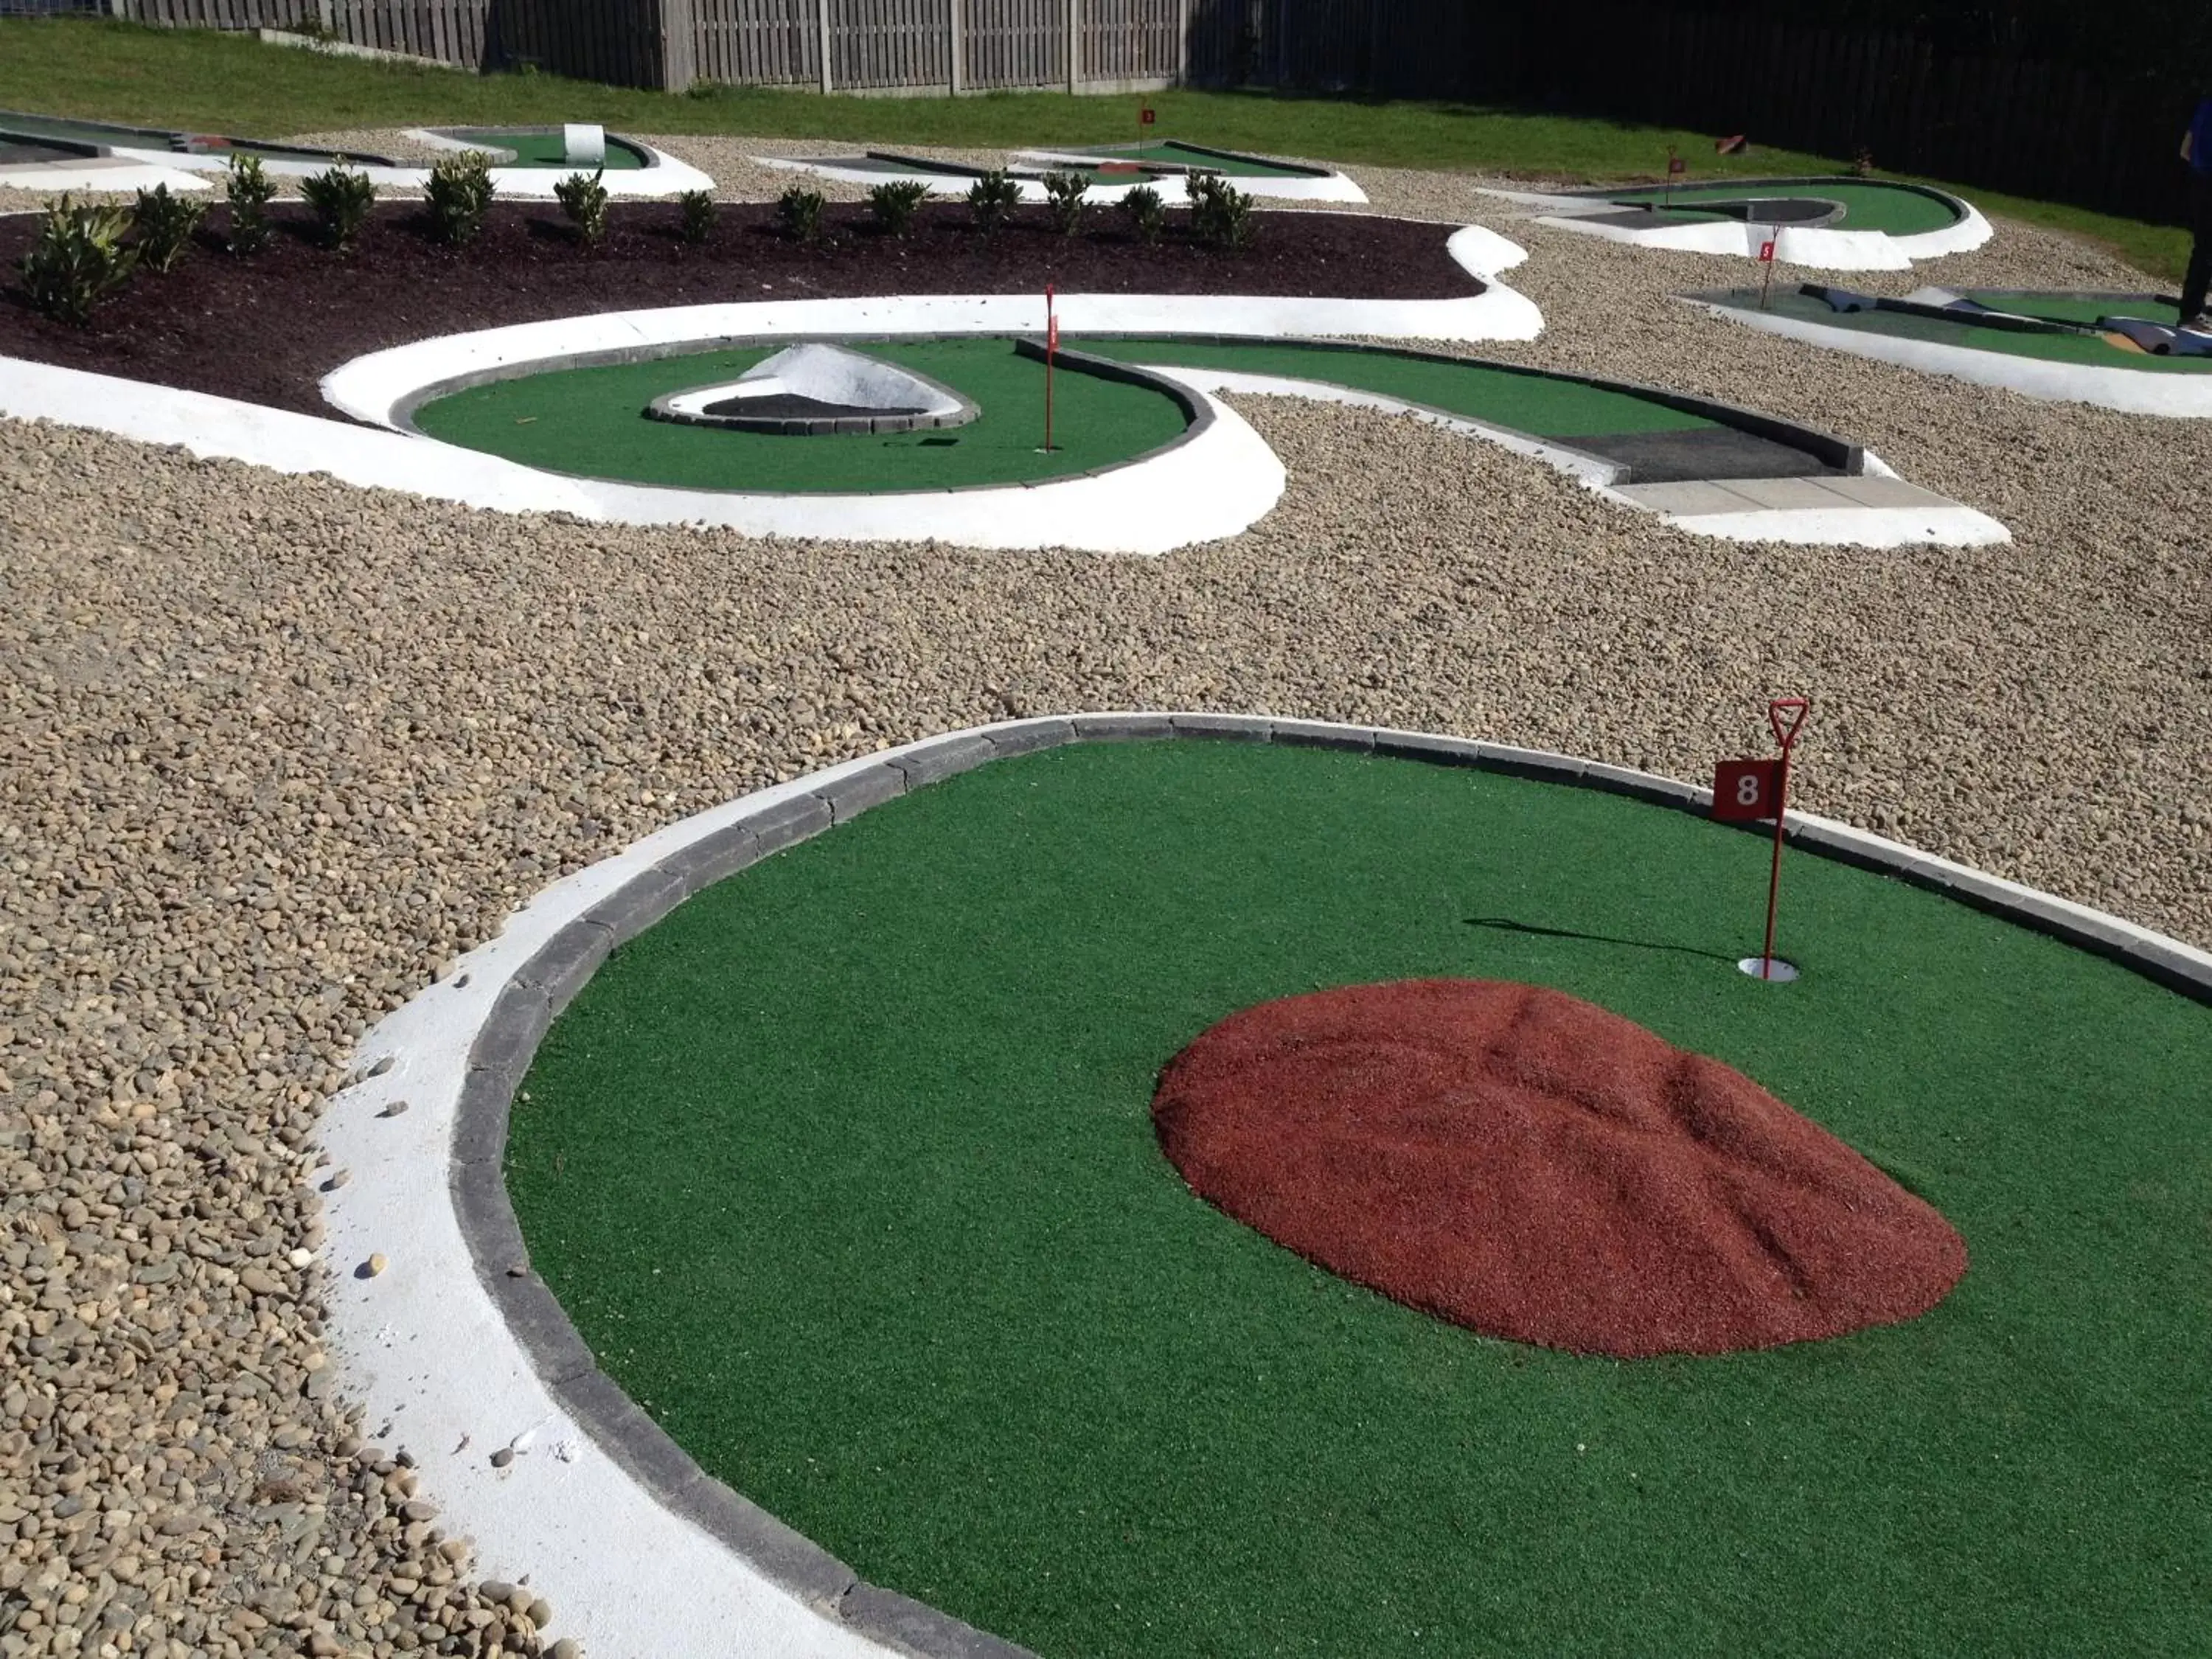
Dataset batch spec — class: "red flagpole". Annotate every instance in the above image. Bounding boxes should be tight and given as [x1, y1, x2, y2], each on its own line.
[1761, 698, 1809, 978]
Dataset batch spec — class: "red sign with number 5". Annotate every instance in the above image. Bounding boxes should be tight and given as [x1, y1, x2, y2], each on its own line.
[1712, 757, 1781, 821]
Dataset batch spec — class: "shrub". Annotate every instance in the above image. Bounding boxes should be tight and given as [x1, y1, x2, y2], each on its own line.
[966, 169, 1020, 235]
[1186, 170, 1255, 251]
[130, 182, 206, 275]
[224, 154, 277, 255]
[776, 184, 824, 243]
[301, 165, 375, 251]
[678, 188, 715, 245]
[425, 150, 495, 246]
[20, 195, 138, 325]
[1119, 182, 1165, 244]
[554, 167, 608, 247]
[1041, 170, 1088, 237]
[866, 178, 930, 237]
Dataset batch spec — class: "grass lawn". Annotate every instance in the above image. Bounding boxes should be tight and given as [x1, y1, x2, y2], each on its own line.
[411, 340, 1191, 490]
[0, 17, 2188, 278]
[507, 738, 2212, 1659]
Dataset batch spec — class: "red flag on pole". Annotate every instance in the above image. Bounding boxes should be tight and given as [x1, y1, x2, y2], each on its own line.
[1711, 697, 1810, 980]
[1141, 106, 1155, 125]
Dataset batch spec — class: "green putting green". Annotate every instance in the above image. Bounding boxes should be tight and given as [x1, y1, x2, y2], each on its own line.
[410, 340, 1192, 492]
[1965, 291, 2182, 327]
[1085, 337, 1719, 437]
[1731, 288, 2212, 373]
[436, 126, 649, 170]
[507, 739, 2211, 1659]
[1604, 179, 1962, 235]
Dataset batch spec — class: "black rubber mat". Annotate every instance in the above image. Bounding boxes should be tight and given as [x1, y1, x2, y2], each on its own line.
[1571, 427, 1838, 484]
[699, 393, 925, 419]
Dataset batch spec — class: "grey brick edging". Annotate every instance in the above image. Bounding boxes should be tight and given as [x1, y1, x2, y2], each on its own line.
[448, 712, 2211, 1659]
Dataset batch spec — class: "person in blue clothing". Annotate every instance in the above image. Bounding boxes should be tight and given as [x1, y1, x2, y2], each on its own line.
[2180, 93, 2212, 330]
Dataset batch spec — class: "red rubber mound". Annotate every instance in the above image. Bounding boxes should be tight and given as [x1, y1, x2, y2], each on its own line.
[1152, 978, 1966, 1357]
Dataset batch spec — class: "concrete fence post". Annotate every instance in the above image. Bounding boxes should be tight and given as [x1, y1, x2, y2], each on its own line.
[1065, 0, 1077, 92]
[818, 0, 832, 93]
[949, 0, 963, 94]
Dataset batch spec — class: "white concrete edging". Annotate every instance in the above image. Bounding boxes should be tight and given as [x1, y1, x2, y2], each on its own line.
[82, 142, 716, 201]
[1480, 184, 1993, 271]
[1010, 147, 1368, 204]
[1687, 296, 2212, 417]
[319, 709, 2212, 1659]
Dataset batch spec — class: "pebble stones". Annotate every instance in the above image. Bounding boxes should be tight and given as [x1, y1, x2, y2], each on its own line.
[0, 134, 2206, 1659]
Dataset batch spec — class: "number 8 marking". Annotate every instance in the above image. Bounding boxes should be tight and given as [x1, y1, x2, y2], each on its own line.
[1736, 774, 1761, 807]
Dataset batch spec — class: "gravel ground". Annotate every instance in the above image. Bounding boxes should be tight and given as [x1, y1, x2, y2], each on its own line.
[3, 150, 2209, 1659]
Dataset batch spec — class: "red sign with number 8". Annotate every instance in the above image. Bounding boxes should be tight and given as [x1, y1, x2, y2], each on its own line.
[1712, 757, 1782, 821]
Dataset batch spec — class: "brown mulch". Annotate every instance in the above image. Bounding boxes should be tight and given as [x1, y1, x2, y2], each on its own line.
[0, 201, 1478, 418]
[1152, 978, 1967, 1359]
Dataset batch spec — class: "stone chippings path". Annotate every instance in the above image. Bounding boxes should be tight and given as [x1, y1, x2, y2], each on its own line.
[1, 139, 2209, 1659]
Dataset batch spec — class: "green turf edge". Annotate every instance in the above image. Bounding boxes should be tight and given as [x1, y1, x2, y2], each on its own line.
[1717, 288, 2212, 373]
[505, 739, 2212, 1659]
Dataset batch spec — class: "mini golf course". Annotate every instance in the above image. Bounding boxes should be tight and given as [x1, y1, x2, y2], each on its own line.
[408, 340, 1194, 492]
[765, 143, 1366, 204]
[1694, 285, 2212, 415]
[498, 735, 2211, 1659]
[1483, 176, 1989, 270]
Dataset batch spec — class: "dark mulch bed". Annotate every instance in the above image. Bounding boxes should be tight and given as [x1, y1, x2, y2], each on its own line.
[0, 200, 1478, 418]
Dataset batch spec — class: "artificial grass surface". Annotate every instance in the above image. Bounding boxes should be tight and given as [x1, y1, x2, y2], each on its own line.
[1730, 289, 2212, 373]
[1088, 338, 1718, 435]
[1602, 178, 1963, 234]
[441, 126, 649, 169]
[508, 740, 2212, 1659]
[1062, 139, 1318, 178]
[1966, 289, 2183, 327]
[411, 339, 1190, 490]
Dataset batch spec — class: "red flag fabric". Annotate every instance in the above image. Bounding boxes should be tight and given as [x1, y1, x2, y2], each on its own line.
[1141, 106, 1156, 125]
[1712, 758, 1782, 821]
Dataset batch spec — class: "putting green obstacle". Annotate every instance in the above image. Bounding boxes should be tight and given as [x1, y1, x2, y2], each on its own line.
[409, 341, 1193, 492]
[506, 739, 2211, 1659]
[425, 126, 651, 170]
[1595, 178, 1965, 234]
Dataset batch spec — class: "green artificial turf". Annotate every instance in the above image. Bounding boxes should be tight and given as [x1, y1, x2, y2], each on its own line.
[1087, 338, 1717, 436]
[439, 125, 648, 170]
[1966, 290, 2183, 327]
[2, 18, 2191, 278]
[1061, 139, 1318, 178]
[507, 740, 2212, 1659]
[1601, 178, 1963, 235]
[410, 339, 1190, 491]
[1731, 288, 2212, 374]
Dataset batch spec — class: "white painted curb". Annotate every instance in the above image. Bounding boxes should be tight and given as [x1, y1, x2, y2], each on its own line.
[754, 152, 1366, 206]
[1687, 296, 2212, 417]
[321, 709, 2212, 1659]
[7, 142, 720, 201]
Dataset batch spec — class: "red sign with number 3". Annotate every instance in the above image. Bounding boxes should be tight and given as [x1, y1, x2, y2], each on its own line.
[1712, 757, 1781, 821]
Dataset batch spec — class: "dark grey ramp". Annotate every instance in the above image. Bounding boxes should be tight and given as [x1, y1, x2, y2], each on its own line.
[1570, 427, 1840, 484]
[700, 393, 928, 420]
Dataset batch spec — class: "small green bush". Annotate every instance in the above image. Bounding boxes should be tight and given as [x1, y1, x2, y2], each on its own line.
[554, 167, 608, 247]
[1119, 183, 1165, 244]
[776, 184, 824, 243]
[130, 181, 207, 275]
[866, 178, 930, 237]
[21, 195, 138, 325]
[966, 169, 1020, 235]
[1041, 170, 1088, 237]
[1186, 170, 1255, 251]
[224, 154, 277, 255]
[425, 150, 495, 246]
[301, 165, 375, 251]
[678, 188, 716, 245]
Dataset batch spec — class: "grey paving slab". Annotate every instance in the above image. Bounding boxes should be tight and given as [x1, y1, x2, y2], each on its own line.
[665, 1481, 859, 1613]
[1701, 475, 1861, 511]
[983, 718, 1077, 757]
[1071, 712, 1176, 742]
[582, 864, 689, 947]
[1169, 714, 1272, 742]
[742, 792, 834, 855]
[449, 1065, 520, 1169]
[890, 734, 998, 788]
[1266, 718, 1377, 752]
[515, 920, 613, 1018]
[655, 821, 762, 897]
[1812, 475, 1956, 509]
[1372, 731, 1484, 767]
[839, 1585, 1040, 1659]
[468, 983, 550, 1079]
[815, 762, 906, 824]
[1610, 480, 1765, 517]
